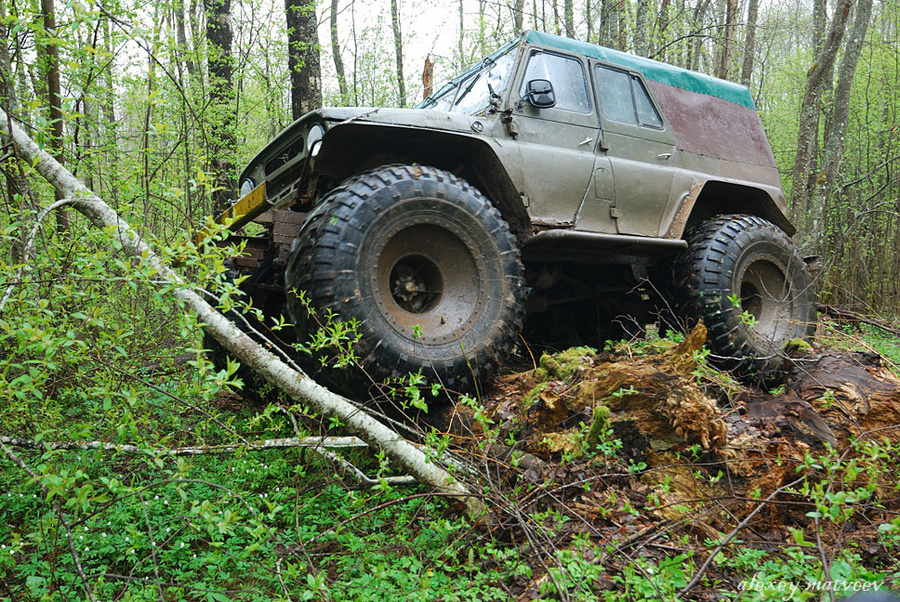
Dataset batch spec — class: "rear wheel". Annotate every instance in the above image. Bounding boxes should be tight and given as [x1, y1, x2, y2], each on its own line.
[285, 165, 526, 392]
[675, 215, 816, 380]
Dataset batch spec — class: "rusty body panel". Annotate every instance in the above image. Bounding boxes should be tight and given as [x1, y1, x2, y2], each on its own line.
[646, 82, 776, 167]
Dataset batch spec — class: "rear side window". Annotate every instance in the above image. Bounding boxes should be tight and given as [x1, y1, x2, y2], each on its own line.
[595, 65, 663, 128]
[520, 51, 591, 114]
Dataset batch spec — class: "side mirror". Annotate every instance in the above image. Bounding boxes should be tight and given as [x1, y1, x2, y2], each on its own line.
[525, 79, 556, 109]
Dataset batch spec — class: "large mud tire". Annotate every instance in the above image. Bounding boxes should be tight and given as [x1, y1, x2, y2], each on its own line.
[675, 215, 816, 380]
[285, 165, 526, 392]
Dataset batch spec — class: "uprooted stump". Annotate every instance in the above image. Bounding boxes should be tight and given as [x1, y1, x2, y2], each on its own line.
[490, 323, 728, 462]
[448, 322, 900, 542]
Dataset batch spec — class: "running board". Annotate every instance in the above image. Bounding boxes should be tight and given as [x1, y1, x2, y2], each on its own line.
[523, 230, 687, 264]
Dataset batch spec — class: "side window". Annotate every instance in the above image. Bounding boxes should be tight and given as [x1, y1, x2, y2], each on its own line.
[595, 65, 663, 128]
[520, 51, 591, 114]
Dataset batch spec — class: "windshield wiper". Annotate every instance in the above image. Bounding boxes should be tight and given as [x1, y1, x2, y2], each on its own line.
[453, 57, 495, 107]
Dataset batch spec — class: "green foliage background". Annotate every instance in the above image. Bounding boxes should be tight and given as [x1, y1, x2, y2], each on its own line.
[2, 0, 900, 598]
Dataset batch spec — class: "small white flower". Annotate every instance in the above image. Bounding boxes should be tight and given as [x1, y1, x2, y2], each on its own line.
[166, 528, 170, 533]
[79, 535, 83, 540]
[130, 548, 135, 554]
[180, 542, 186, 548]
[102, 533, 107, 538]
[125, 537, 129, 542]
[84, 547, 89, 552]
[163, 500, 168, 505]
[8, 550, 13, 555]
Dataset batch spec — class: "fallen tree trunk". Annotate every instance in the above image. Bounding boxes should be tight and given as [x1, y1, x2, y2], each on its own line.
[0, 107, 483, 517]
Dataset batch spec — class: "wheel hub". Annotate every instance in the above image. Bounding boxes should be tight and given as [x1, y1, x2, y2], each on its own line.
[390, 255, 442, 314]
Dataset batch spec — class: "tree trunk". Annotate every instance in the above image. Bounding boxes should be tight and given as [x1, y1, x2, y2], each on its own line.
[478, 0, 486, 55]
[586, 0, 593, 43]
[0, 105, 485, 519]
[175, 0, 196, 78]
[788, 0, 853, 247]
[813, 0, 827, 56]
[40, 0, 70, 234]
[0, 2, 25, 210]
[513, 0, 525, 34]
[390, 0, 406, 105]
[330, 0, 347, 102]
[458, 0, 465, 69]
[422, 54, 434, 100]
[564, 0, 574, 37]
[739, 0, 759, 87]
[286, 0, 322, 120]
[816, 0, 874, 254]
[715, 0, 737, 80]
[656, 0, 671, 60]
[204, 0, 235, 215]
[634, 0, 649, 55]
[687, 0, 710, 70]
[616, 0, 626, 50]
[599, 0, 612, 45]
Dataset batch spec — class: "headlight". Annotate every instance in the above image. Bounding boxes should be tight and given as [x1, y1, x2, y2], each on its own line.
[307, 124, 324, 157]
[239, 178, 255, 197]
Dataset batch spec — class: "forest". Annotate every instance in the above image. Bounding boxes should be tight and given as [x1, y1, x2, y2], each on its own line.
[1, 0, 900, 599]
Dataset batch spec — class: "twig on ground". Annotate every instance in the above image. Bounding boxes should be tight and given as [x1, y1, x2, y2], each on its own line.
[679, 475, 808, 597]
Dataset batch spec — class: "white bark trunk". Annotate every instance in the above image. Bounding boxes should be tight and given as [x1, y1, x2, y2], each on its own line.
[0, 106, 483, 517]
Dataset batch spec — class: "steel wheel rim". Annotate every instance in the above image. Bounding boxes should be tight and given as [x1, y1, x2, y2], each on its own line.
[738, 254, 793, 343]
[373, 221, 484, 343]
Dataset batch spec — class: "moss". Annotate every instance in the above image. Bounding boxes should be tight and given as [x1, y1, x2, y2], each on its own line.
[785, 338, 813, 352]
[533, 347, 596, 382]
[522, 382, 549, 410]
[585, 404, 611, 450]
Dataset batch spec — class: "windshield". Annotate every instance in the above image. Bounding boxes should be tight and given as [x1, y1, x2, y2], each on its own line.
[418, 40, 519, 115]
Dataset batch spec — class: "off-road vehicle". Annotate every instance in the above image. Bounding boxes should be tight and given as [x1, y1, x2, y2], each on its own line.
[208, 30, 816, 391]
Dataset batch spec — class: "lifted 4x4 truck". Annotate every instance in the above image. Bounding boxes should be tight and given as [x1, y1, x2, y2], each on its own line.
[208, 30, 816, 392]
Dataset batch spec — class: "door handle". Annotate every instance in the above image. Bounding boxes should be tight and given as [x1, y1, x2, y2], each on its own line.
[657, 153, 672, 160]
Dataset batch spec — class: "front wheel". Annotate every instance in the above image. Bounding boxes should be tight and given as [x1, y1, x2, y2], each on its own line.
[675, 215, 816, 379]
[285, 165, 526, 393]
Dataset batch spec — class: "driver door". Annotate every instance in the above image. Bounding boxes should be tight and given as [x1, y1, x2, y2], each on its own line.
[511, 49, 600, 227]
